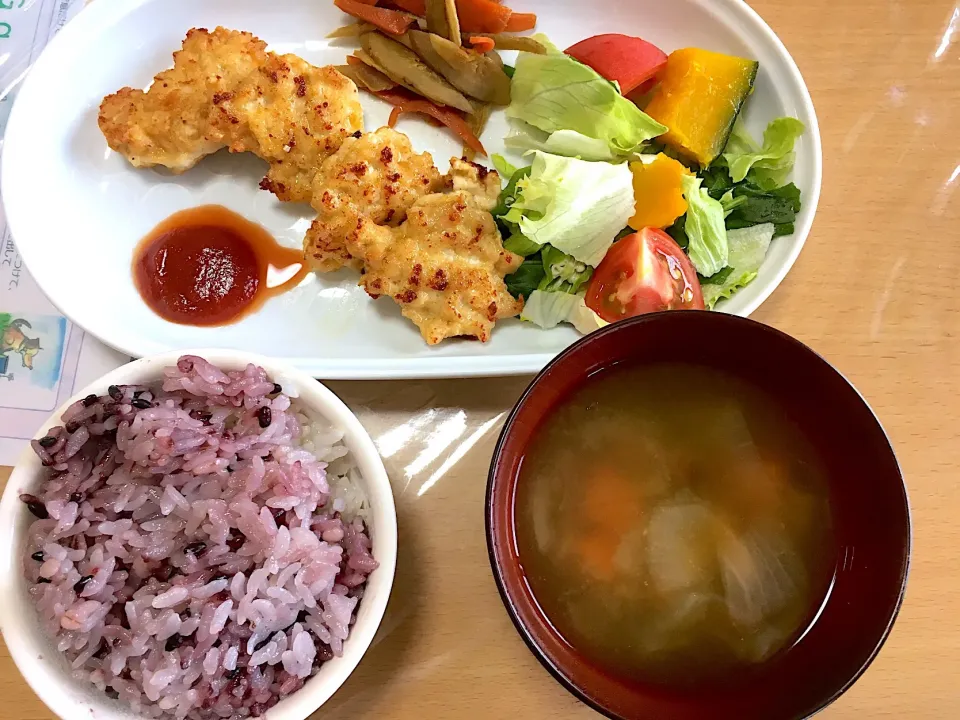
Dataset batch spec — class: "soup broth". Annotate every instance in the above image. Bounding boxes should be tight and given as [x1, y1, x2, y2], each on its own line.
[515, 363, 836, 688]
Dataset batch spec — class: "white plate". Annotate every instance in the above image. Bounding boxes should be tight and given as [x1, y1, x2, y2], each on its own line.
[1, 0, 821, 379]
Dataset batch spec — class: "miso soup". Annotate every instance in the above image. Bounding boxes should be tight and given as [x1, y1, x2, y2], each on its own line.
[514, 363, 836, 688]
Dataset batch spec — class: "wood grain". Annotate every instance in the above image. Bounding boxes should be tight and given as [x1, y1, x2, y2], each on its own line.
[3, 0, 960, 716]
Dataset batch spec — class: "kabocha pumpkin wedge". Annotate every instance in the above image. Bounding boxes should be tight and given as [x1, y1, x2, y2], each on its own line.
[645, 48, 759, 167]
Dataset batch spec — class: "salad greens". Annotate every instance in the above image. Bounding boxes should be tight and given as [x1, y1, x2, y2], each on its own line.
[499, 151, 635, 267]
[505, 123, 623, 163]
[521, 291, 609, 332]
[520, 290, 583, 329]
[700, 224, 776, 308]
[495, 163, 597, 302]
[539, 244, 593, 293]
[722, 117, 805, 188]
[505, 257, 546, 298]
[505, 35, 667, 160]
[680, 174, 728, 277]
[503, 245, 592, 299]
[503, 233, 542, 257]
[488, 36, 809, 329]
[703, 163, 802, 238]
[667, 116, 805, 292]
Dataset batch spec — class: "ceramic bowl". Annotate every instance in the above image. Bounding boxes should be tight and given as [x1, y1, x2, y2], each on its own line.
[486, 312, 910, 720]
[0, 349, 397, 720]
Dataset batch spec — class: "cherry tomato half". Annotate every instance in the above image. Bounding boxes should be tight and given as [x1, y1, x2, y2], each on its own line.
[585, 228, 704, 323]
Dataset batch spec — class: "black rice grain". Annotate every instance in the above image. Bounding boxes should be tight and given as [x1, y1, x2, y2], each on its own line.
[74, 575, 93, 593]
[257, 406, 272, 428]
[227, 529, 245, 551]
[185, 541, 207, 557]
[20, 494, 48, 519]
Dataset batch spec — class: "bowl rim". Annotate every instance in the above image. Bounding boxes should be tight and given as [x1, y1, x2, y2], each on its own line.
[0, 349, 398, 720]
[484, 312, 912, 720]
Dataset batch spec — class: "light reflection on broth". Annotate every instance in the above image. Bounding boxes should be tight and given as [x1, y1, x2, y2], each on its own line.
[514, 363, 836, 687]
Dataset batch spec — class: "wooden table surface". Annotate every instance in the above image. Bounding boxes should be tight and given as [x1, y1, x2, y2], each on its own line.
[3, 0, 960, 717]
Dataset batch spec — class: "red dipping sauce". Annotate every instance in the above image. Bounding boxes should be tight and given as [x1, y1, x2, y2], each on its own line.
[133, 205, 308, 326]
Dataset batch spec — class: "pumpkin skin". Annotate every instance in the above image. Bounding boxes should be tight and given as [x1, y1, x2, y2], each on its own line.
[644, 48, 759, 167]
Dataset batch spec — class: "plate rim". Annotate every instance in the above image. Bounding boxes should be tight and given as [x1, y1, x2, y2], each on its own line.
[0, 0, 822, 380]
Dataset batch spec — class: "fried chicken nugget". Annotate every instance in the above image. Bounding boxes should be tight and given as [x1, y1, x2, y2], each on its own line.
[445, 156, 502, 211]
[346, 190, 523, 344]
[304, 128, 445, 272]
[98, 27, 363, 203]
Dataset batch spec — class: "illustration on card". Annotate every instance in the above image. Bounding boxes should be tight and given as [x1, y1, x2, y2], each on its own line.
[0, 313, 65, 388]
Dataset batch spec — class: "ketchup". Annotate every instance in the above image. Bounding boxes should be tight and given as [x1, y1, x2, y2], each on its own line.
[133, 205, 307, 326]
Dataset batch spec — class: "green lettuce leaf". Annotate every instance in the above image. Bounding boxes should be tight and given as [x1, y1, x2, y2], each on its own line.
[520, 290, 582, 329]
[506, 34, 667, 159]
[492, 164, 533, 223]
[567, 296, 609, 334]
[520, 291, 607, 332]
[722, 117, 805, 187]
[680, 174, 728, 277]
[503, 151, 635, 267]
[503, 234, 541, 257]
[504, 121, 619, 162]
[491, 154, 518, 179]
[702, 223, 775, 308]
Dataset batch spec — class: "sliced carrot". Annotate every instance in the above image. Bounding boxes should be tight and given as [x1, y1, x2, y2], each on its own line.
[334, 0, 417, 35]
[504, 11, 537, 32]
[468, 35, 496, 52]
[388, 106, 403, 128]
[582, 466, 642, 533]
[456, 0, 512, 33]
[388, 0, 426, 14]
[375, 88, 486, 155]
[576, 533, 618, 582]
[352, 0, 380, 4]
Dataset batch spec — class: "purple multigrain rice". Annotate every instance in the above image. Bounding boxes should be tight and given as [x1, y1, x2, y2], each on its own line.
[21, 356, 377, 720]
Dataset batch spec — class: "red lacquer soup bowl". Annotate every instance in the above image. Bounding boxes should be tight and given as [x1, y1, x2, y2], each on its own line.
[485, 312, 910, 720]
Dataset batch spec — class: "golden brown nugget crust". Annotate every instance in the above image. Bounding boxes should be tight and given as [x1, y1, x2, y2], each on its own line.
[304, 128, 445, 272]
[98, 27, 363, 203]
[346, 190, 523, 345]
